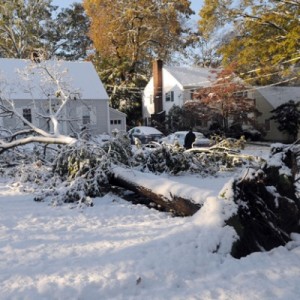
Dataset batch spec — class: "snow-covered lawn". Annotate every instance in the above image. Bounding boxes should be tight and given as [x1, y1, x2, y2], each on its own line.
[1, 144, 300, 300]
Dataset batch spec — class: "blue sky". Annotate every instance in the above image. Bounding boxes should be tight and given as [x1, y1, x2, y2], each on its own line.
[52, 0, 203, 19]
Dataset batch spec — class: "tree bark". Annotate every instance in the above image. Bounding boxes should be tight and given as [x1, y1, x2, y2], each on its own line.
[110, 173, 201, 217]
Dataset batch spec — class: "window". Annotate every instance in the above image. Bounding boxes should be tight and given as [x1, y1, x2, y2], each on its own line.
[82, 115, 90, 125]
[23, 108, 32, 124]
[111, 119, 122, 125]
[82, 107, 90, 125]
[165, 91, 174, 102]
[235, 91, 248, 98]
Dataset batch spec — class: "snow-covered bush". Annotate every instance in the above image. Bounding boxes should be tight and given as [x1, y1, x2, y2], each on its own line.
[1, 161, 53, 190]
[211, 136, 246, 150]
[130, 136, 258, 176]
[45, 140, 111, 204]
[132, 143, 218, 175]
[101, 132, 132, 166]
[34, 134, 132, 206]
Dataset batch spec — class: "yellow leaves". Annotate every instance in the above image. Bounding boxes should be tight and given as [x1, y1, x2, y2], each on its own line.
[198, 0, 233, 38]
[84, 0, 194, 71]
[200, 0, 300, 84]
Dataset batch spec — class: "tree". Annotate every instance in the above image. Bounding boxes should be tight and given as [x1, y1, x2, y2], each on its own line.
[83, 0, 196, 123]
[0, 58, 78, 154]
[270, 100, 300, 142]
[84, 0, 194, 71]
[0, 0, 57, 58]
[49, 3, 92, 60]
[101, 82, 144, 127]
[198, 0, 300, 84]
[186, 67, 259, 132]
[167, 105, 186, 132]
[0, 1, 92, 61]
[190, 36, 222, 68]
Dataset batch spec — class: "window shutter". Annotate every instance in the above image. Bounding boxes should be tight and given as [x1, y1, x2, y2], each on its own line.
[90, 110, 97, 125]
[15, 108, 24, 127]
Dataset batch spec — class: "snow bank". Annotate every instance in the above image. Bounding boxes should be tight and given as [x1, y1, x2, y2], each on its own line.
[1, 182, 300, 300]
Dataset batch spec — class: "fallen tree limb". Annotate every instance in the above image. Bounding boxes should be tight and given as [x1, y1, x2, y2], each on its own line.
[110, 169, 201, 217]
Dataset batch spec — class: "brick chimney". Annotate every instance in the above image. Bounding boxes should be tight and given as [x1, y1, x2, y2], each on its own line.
[153, 59, 163, 113]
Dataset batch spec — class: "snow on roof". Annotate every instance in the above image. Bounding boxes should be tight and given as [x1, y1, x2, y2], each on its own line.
[257, 86, 300, 108]
[164, 66, 218, 88]
[109, 107, 127, 117]
[0, 58, 108, 100]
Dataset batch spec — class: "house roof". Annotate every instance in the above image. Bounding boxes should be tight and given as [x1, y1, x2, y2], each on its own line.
[109, 107, 127, 117]
[0, 58, 108, 100]
[257, 86, 300, 108]
[164, 66, 218, 88]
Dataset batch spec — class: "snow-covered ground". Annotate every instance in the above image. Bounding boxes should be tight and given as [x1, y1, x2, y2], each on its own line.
[1, 144, 300, 300]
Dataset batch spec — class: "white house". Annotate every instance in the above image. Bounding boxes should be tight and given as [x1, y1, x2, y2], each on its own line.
[253, 86, 300, 142]
[142, 60, 217, 125]
[0, 58, 126, 137]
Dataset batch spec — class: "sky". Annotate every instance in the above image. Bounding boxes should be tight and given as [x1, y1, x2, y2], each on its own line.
[52, 0, 203, 20]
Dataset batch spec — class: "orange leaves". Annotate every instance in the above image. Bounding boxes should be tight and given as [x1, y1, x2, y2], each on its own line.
[83, 0, 194, 69]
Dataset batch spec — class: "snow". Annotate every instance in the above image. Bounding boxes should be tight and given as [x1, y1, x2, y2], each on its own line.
[0, 58, 108, 100]
[1, 144, 300, 299]
[165, 66, 218, 88]
[113, 166, 232, 205]
[128, 126, 164, 135]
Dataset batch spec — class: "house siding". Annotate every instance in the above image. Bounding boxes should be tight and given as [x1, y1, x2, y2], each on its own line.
[109, 108, 127, 133]
[142, 65, 217, 123]
[2, 99, 110, 136]
[254, 91, 291, 142]
[2, 99, 40, 131]
[142, 70, 185, 121]
[163, 69, 183, 112]
[0, 58, 125, 138]
[142, 78, 155, 120]
[68, 100, 109, 135]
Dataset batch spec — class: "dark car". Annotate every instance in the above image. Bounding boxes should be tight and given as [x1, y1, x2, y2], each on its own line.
[227, 124, 262, 141]
[128, 126, 164, 144]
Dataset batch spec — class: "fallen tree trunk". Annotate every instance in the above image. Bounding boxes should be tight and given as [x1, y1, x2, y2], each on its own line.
[110, 172, 201, 217]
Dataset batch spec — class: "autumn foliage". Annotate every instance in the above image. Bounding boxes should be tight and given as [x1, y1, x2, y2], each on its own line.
[198, 0, 300, 84]
[83, 0, 195, 80]
[184, 67, 259, 131]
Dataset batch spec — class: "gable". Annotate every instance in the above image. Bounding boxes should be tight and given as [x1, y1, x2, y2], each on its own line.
[257, 87, 300, 108]
[0, 58, 108, 100]
[164, 66, 217, 88]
